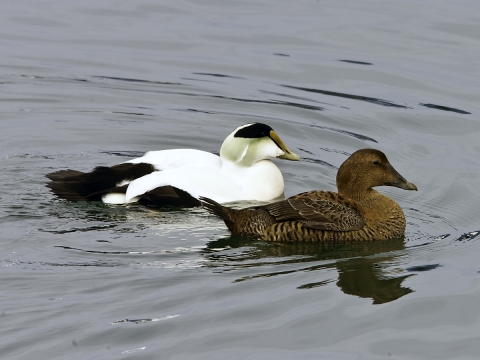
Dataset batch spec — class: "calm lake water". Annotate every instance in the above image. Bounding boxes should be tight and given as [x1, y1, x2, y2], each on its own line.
[2, 0, 480, 359]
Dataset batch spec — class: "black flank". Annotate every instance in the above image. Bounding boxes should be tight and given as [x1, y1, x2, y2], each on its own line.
[140, 186, 201, 208]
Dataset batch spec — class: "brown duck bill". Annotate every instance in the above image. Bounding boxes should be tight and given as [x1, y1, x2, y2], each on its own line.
[386, 163, 418, 191]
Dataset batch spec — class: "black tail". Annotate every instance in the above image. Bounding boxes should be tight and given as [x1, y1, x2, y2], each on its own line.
[200, 196, 234, 223]
[46, 163, 155, 201]
[46, 169, 94, 201]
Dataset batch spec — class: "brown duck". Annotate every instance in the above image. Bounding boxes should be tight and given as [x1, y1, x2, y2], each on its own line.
[201, 149, 417, 242]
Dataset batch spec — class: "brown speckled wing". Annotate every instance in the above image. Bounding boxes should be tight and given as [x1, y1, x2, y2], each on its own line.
[265, 191, 365, 231]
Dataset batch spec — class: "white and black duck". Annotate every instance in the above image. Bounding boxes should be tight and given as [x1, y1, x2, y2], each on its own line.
[46, 123, 300, 207]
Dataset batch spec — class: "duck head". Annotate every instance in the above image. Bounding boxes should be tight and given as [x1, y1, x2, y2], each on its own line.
[220, 123, 300, 166]
[336, 149, 417, 196]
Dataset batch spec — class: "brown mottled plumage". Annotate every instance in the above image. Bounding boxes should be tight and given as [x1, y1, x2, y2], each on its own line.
[201, 149, 417, 242]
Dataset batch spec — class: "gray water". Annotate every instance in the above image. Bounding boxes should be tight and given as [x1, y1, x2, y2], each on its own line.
[2, 0, 480, 359]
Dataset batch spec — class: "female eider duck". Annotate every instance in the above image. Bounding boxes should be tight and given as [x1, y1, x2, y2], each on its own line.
[201, 149, 417, 242]
[46, 123, 300, 207]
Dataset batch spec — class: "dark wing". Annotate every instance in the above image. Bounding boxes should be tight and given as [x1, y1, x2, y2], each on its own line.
[265, 191, 364, 231]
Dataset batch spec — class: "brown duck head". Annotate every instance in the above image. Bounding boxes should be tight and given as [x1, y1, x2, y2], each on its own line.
[336, 149, 417, 197]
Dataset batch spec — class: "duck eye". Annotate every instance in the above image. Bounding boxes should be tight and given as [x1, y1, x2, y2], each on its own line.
[373, 160, 380, 165]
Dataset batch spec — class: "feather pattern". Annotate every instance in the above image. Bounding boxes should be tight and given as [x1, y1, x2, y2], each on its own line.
[265, 191, 364, 231]
[201, 148, 417, 242]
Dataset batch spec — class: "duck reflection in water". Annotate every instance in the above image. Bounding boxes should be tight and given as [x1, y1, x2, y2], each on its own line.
[202, 236, 412, 305]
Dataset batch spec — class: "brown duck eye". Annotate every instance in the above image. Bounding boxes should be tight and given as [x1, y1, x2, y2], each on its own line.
[373, 160, 380, 165]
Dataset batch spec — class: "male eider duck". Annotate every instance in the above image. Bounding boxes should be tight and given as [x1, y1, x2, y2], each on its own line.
[201, 149, 417, 242]
[46, 123, 300, 207]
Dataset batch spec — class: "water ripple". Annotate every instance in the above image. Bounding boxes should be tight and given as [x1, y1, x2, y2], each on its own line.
[420, 103, 471, 114]
[338, 59, 373, 65]
[192, 72, 245, 79]
[92, 75, 182, 86]
[282, 85, 411, 108]
[111, 314, 179, 325]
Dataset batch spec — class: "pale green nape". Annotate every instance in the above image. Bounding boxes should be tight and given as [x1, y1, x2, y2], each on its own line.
[220, 136, 280, 167]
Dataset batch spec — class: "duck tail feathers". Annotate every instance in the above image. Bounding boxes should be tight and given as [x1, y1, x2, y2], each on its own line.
[46, 163, 156, 202]
[46, 169, 92, 201]
[200, 197, 234, 222]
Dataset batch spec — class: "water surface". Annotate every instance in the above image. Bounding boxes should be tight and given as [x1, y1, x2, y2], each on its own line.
[2, 0, 480, 359]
